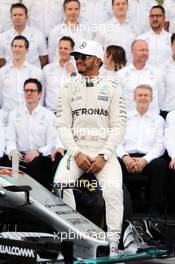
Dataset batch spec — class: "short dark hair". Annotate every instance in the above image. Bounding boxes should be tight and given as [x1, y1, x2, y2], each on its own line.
[150, 5, 165, 16]
[11, 35, 29, 49]
[24, 78, 42, 93]
[112, 0, 128, 5]
[10, 3, 28, 15]
[63, 0, 80, 10]
[171, 33, 175, 45]
[59, 36, 75, 49]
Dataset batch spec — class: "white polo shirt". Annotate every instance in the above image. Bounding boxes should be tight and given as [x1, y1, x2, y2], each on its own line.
[80, 0, 111, 27]
[95, 17, 136, 62]
[99, 66, 119, 82]
[0, 0, 20, 33]
[138, 29, 172, 66]
[164, 110, 175, 159]
[117, 110, 165, 163]
[163, 0, 175, 33]
[22, 0, 64, 38]
[43, 60, 77, 112]
[6, 104, 57, 156]
[0, 25, 48, 68]
[48, 22, 93, 62]
[116, 63, 164, 113]
[160, 57, 175, 112]
[127, 0, 158, 35]
[0, 61, 43, 116]
[0, 111, 5, 157]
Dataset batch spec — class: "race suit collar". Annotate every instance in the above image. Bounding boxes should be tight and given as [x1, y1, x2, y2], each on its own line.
[83, 74, 103, 87]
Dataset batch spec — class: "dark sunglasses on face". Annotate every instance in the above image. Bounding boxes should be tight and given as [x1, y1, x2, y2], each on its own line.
[74, 54, 91, 61]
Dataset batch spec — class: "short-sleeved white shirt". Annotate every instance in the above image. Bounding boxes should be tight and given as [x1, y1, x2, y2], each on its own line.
[0, 110, 5, 157]
[116, 63, 164, 113]
[127, 0, 158, 35]
[138, 29, 172, 66]
[163, 0, 175, 33]
[43, 60, 76, 112]
[22, 0, 64, 38]
[0, 61, 43, 115]
[0, 25, 48, 68]
[80, 0, 112, 27]
[164, 110, 175, 159]
[95, 17, 136, 62]
[160, 57, 175, 112]
[0, 0, 20, 33]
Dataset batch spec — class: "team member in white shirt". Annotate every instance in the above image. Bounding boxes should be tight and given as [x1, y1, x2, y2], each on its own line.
[80, 0, 111, 28]
[165, 111, 175, 169]
[22, 0, 64, 39]
[0, 35, 43, 123]
[160, 33, 175, 118]
[0, 111, 6, 166]
[0, 3, 48, 68]
[100, 45, 127, 80]
[138, 5, 172, 66]
[116, 39, 163, 114]
[117, 84, 167, 216]
[43, 36, 77, 113]
[95, 0, 135, 62]
[164, 110, 175, 215]
[0, 0, 20, 33]
[163, 0, 175, 33]
[6, 78, 57, 189]
[127, 0, 158, 35]
[48, 0, 92, 62]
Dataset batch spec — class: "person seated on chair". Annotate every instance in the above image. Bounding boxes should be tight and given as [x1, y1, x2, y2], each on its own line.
[6, 78, 57, 190]
[116, 84, 168, 217]
[54, 40, 127, 256]
[51, 145, 133, 230]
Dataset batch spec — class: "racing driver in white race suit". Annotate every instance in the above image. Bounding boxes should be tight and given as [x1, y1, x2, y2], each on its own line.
[54, 40, 127, 256]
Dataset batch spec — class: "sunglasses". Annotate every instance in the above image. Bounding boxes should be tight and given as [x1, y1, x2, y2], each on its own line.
[74, 54, 92, 61]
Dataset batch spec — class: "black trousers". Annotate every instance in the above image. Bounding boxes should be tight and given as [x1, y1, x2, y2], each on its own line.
[167, 169, 175, 214]
[0, 156, 5, 166]
[3, 155, 52, 190]
[118, 154, 168, 213]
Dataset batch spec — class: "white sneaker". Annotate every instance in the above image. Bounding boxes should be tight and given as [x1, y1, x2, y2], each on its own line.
[109, 241, 118, 256]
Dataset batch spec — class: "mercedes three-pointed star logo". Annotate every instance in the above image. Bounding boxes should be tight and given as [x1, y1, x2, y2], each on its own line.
[79, 42, 86, 49]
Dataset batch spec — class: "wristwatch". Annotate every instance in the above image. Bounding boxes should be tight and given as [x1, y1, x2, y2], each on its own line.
[98, 153, 108, 161]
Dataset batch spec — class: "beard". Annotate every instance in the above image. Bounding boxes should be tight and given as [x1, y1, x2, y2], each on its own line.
[151, 23, 162, 31]
[78, 69, 84, 74]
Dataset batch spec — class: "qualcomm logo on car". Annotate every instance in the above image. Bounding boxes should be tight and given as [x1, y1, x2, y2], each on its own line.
[0, 245, 35, 258]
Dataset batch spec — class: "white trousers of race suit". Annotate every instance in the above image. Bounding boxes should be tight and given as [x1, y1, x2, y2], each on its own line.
[54, 146, 123, 241]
